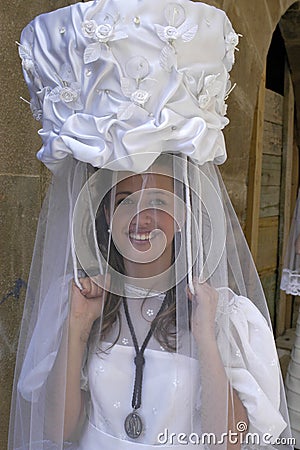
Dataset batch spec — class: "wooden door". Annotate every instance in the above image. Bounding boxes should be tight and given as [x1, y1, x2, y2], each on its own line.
[246, 64, 297, 336]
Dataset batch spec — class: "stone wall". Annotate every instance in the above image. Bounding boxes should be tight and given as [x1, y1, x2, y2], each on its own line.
[0, 0, 297, 448]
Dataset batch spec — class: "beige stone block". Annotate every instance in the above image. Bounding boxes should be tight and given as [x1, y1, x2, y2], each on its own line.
[1, 0, 73, 176]
[0, 174, 41, 449]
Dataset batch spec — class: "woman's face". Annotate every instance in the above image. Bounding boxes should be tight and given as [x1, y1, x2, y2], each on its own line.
[108, 172, 180, 270]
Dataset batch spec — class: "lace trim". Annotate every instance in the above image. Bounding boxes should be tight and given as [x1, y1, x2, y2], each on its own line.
[281, 269, 300, 295]
[124, 283, 166, 300]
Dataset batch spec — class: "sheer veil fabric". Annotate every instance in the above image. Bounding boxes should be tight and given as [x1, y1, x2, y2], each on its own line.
[281, 189, 300, 444]
[281, 188, 300, 296]
[10, 0, 292, 449]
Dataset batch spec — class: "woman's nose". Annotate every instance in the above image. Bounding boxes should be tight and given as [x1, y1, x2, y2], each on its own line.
[131, 209, 155, 227]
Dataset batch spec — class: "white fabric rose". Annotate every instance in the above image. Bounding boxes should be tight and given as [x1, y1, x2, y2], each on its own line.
[198, 94, 211, 109]
[81, 20, 97, 38]
[30, 103, 43, 121]
[226, 31, 239, 48]
[130, 89, 150, 107]
[60, 86, 79, 103]
[164, 26, 179, 41]
[95, 24, 113, 42]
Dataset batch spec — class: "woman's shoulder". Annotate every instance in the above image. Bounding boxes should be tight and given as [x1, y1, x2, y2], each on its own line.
[215, 287, 270, 328]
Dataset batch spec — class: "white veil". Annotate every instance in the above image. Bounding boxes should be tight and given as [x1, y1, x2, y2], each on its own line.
[281, 188, 300, 295]
[9, 0, 292, 449]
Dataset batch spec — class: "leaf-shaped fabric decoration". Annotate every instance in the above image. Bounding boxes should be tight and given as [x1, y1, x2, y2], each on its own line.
[179, 22, 198, 42]
[183, 72, 197, 97]
[120, 77, 136, 98]
[160, 45, 177, 72]
[110, 30, 128, 42]
[117, 102, 136, 120]
[18, 43, 32, 60]
[83, 42, 102, 64]
[65, 98, 84, 111]
[155, 24, 168, 42]
[60, 63, 74, 83]
[70, 81, 81, 92]
[196, 71, 205, 95]
[205, 80, 223, 97]
[48, 87, 62, 103]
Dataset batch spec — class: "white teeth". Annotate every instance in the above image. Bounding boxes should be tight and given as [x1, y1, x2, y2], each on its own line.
[129, 232, 150, 241]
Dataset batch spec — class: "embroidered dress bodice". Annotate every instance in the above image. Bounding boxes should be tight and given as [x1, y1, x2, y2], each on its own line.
[81, 285, 201, 446]
[78, 286, 287, 448]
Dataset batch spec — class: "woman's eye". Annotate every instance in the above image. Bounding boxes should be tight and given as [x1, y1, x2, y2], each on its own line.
[149, 198, 166, 206]
[116, 197, 134, 206]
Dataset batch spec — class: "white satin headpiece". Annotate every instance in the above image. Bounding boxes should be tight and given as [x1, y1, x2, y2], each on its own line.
[18, 0, 239, 173]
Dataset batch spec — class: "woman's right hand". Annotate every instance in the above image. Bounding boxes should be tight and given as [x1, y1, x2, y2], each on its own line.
[69, 275, 110, 343]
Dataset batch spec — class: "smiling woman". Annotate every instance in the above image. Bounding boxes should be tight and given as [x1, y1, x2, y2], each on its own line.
[109, 174, 177, 271]
[9, 0, 293, 449]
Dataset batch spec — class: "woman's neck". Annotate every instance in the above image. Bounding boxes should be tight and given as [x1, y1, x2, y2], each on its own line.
[123, 248, 173, 292]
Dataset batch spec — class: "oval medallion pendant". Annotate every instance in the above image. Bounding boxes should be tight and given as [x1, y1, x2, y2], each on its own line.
[124, 411, 143, 439]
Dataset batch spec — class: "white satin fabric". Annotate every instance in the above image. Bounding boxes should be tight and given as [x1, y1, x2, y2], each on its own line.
[19, 0, 237, 173]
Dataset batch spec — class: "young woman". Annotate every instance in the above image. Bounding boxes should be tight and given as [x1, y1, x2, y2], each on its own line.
[63, 157, 250, 447]
[10, 0, 292, 449]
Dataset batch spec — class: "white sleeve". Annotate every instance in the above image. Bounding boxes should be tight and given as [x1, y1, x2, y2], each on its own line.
[216, 288, 287, 441]
[18, 275, 72, 402]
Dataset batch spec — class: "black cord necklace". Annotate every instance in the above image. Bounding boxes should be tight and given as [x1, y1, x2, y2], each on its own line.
[123, 295, 167, 439]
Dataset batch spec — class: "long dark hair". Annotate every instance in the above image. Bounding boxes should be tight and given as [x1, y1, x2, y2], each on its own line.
[93, 165, 180, 352]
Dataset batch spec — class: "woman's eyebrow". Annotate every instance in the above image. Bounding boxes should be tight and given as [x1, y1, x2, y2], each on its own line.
[115, 189, 173, 199]
[115, 191, 133, 197]
[145, 190, 172, 196]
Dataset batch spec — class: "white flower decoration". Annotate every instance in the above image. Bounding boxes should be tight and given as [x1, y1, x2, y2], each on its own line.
[225, 31, 240, 49]
[225, 31, 241, 67]
[117, 56, 156, 120]
[130, 89, 151, 107]
[198, 94, 211, 110]
[146, 309, 154, 317]
[20, 96, 43, 122]
[48, 64, 83, 110]
[18, 42, 35, 74]
[196, 73, 223, 110]
[95, 24, 114, 42]
[163, 26, 179, 41]
[156, 21, 198, 45]
[155, 4, 198, 72]
[184, 70, 231, 116]
[30, 101, 43, 121]
[81, 19, 97, 38]
[81, 18, 127, 64]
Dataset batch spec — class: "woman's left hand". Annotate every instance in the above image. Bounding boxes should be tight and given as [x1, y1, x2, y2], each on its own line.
[188, 281, 219, 342]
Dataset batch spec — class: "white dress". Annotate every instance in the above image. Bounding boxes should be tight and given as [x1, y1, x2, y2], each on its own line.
[77, 286, 286, 449]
